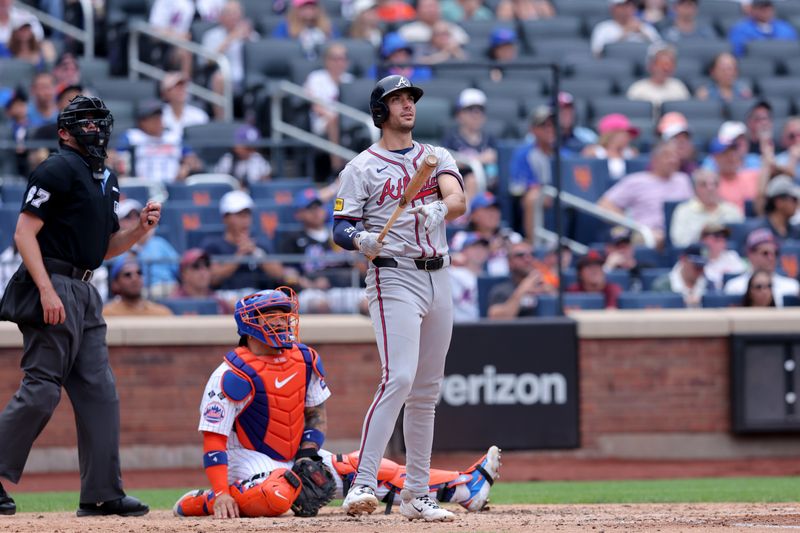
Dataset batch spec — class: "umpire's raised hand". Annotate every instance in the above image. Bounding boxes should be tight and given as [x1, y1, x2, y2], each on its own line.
[140, 201, 162, 228]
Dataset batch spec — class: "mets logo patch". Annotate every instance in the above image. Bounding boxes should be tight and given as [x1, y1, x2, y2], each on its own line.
[203, 401, 225, 424]
[334, 198, 344, 212]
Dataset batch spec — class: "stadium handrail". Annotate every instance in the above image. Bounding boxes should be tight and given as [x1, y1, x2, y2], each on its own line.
[15, 0, 94, 59]
[127, 20, 233, 121]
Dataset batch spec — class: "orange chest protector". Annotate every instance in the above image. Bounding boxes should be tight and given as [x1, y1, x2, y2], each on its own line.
[223, 344, 321, 461]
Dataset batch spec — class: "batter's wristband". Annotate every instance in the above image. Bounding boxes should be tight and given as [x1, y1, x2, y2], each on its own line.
[301, 428, 325, 449]
[203, 450, 228, 468]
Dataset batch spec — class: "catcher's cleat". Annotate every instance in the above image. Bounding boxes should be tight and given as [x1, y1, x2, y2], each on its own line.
[460, 445, 502, 512]
[342, 484, 378, 516]
[173, 489, 213, 517]
[399, 491, 455, 522]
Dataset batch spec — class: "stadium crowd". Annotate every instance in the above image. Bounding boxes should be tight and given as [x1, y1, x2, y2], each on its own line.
[3, 0, 800, 318]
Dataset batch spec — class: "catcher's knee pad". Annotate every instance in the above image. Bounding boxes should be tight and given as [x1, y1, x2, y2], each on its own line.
[232, 468, 302, 517]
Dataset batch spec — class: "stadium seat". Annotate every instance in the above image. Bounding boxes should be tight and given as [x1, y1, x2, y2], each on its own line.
[484, 99, 523, 123]
[567, 57, 636, 80]
[675, 39, 730, 70]
[477, 79, 545, 102]
[78, 57, 111, 83]
[186, 225, 224, 249]
[784, 295, 800, 307]
[158, 298, 221, 315]
[0, 59, 36, 88]
[458, 20, 497, 44]
[184, 121, 250, 164]
[606, 270, 631, 290]
[532, 39, 592, 65]
[249, 178, 315, 203]
[0, 181, 26, 206]
[590, 97, 653, 122]
[557, 158, 612, 202]
[252, 202, 299, 241]
[756, 77, 800, 100]
[520, 16, 583, 52]
[779, 241, 800, 279]
[701, 293, 742, 308]
[634, 246, 670, 269]
[160, 203, 222, 252]
[93, 78, 158, 103]
[104, 99, 136, 123]
[339, 77, 380, 114]
[661, 99, 726, 121]
[776, 1, 800, 18]
[119, 184, 151, 205]
[727, 98, 790, 122]
[243, 39, 306, 90]
[617, 291, 686, 309]
[0, 205, 18, 251]
[640, 268, 672, 290]
[413, 97, 451, 142]
[415, 79, 471, 107]
[602, 42, 650, 74]
[698, 0, 743, 19]
[339, 38, 378, 78]
[562, 78, 614, 99]
[737, 57, 777, 79]
[166, 181, 236, 206]
[477, 275, 509, 318]
[673, 57, 705, 82]
[746, 40, 800, 67]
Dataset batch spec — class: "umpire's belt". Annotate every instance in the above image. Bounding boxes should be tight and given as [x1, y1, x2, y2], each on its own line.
[372, 255, 450, 271]
[43, 258, 94, 282]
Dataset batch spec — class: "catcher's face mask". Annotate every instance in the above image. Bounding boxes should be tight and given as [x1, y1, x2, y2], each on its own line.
[235, 287, 299, 350]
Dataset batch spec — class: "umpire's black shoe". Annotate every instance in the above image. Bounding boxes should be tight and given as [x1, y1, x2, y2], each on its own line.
[0, 481, 16, 515]
[77, 495, 149, 517]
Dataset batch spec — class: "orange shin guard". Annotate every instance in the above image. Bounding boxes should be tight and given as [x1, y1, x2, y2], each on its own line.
[232, 468, 302, 517]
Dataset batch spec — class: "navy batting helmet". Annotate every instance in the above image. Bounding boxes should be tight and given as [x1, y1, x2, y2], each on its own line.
[369, 75, 424, 128]
[234, 287, 299, 350]
[57, 94, 114, 161]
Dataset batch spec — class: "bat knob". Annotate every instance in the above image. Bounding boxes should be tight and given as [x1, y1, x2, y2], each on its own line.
[424, 154, 438, 167]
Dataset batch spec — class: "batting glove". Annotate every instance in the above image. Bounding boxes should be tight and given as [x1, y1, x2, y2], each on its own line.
[408, 201, 448, 232]
[354, 231, 384, 258]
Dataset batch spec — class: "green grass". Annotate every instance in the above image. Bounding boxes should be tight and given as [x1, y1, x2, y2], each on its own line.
[11, 477, 800, 513]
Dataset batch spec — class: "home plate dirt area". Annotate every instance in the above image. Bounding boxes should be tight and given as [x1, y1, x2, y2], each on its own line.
[4, 503, 800, 532]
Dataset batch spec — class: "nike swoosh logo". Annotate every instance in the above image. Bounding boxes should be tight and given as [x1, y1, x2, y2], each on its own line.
[275, 490, 288, 501]
[377, 165, 388, 173]
[275, 372, 298, 389]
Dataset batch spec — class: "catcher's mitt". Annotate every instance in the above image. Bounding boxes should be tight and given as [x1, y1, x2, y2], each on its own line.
[291, 455, 336, 517]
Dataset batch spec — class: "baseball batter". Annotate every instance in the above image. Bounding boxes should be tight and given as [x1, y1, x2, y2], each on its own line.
[332, 75, 467, 521]
[172, 287, 501, 519]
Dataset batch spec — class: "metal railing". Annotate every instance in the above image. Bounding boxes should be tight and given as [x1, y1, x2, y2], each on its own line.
[270, 79, 379, 161]
[127, 20, 233, 121]
[15, 0, 95, 58]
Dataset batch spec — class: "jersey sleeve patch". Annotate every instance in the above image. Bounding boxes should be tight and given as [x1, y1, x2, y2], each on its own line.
[334, 198, 344, 212]
[221, 370, 252, 402]
[203, 401, 225, 424]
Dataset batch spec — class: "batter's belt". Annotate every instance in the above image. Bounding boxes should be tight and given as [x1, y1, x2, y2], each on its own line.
[371, 255, 450, 271]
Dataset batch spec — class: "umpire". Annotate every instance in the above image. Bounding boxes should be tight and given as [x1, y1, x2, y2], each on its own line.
[0, 95, 160, 516]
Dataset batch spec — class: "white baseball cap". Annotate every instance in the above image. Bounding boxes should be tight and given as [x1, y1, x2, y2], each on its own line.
[717, 121, 747, 144]
[219, 190, 254, 215]
[457, 88, 487, 110]
[118, 198, 143, 219]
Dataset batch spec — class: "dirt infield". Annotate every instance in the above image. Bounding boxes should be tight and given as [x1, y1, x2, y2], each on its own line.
[3, 504, 800, 532]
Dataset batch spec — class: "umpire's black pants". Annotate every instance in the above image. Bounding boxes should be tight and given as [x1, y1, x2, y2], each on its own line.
[0, 274, 125, 503]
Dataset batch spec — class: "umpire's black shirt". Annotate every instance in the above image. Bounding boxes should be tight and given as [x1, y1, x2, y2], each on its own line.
[21, 146, 121, 271]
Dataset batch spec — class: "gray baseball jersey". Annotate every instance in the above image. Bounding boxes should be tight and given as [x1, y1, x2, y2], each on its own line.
[334, 141, 463, 497]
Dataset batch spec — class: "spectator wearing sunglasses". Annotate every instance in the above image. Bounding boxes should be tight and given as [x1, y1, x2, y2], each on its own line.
[758, 175, 800, 242]
[742, 269, 776, 307]
[170, 248, 233, 314]
[723, 228, 799, 306]
[487, 241, 555, 319]
[103, 255, 174, 316]
[775, 117, 800, 178]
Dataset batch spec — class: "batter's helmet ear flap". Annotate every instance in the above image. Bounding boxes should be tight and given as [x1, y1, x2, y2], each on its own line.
[370, 75, 424, 128]
[371, 100, 389, 128]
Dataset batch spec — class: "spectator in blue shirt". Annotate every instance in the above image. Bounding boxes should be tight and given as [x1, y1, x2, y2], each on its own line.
[26, 72, 58, 128]
[272, 0, 337, 59]
[728, 0, 798, 57]
[372, 32, 433, 82]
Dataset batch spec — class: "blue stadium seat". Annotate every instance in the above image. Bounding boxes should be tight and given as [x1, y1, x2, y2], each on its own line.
[617, 291, 686, 309]
[564, 292, 606, 311]
[252, 202, 300, 242]
[477, 275, 509, 318]
[784, 295, 800, 307]
[661, 99, 725, 121]
[558, 158, 612, 202]
[160, 203, 222, 252]
[640, 268, 672, 290]
[635, 246, 671, 268]
[158, 298, 221, 315]
[702, 293, 741, 308]
[166, 182, 235, 206]
[0, 182, 26, 206]
[778, 240, 800, 279]
[249, 178, 315, 203]
[186, 225, 225, 249]
[606, 270, 631, 290]
[0, 205, 19, 251]
[120, 184, 151, 205]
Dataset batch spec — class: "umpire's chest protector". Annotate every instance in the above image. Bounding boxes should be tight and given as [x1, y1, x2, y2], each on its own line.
[222, 345, 319, 461]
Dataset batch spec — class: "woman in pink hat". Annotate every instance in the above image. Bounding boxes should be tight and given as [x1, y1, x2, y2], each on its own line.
[581, 113, 640, 180]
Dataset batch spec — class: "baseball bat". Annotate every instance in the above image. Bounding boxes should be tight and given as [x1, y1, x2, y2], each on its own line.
[377, 153, 438, 243]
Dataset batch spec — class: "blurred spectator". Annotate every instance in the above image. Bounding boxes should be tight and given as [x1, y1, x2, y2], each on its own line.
[52, 52, 82, 95]
[278, 187, 351, 288]
[5, 91, 27, 168]
[581, 113, 640, 181]
[148, 0, 195, 75]
[213, 125, 272, 186]
[602, 227, 646, 290]
[8, 20, 55, 69]
[658, 111, 697, 174]
[399, 0, 468, 48]
[591, 0, 661, 58]
[724, 228, 799, 305]
[273, 0, 336, 59]
[0, 0, 45, 51]
[116, 100, 186, 183]
[103, 255, 174, 316]
[25, 84, 84, 152]
[496, 0, 555, 21]
[708, 131, 760, 214]
[114, 199, 180, 297]
[418, 20, 467, 64]
[441, 0, 495, 22]
[170, 248, 233, 314]
[376, 32, 432, 82]
[27, 72, 57, 128]
[702, 222, 746, 291]
[202, 0, 260, 120]
[670, 168, 743, 248]
[558, 91, 598, 155]
[652, 243, 709, 307]
[728, 0, 798, 57]
[203, 190, 284, 293]
[304, 42, 354, 173]
[443, 88, 498, 200]
[626, 43, 690, 108]
[487, 241, 553, 319]
[744, 100, 774, 162]
[348, 0, 382, 47]
[695, 52, 753, 103]
[451, 192, 523, 276]
[775, 117, 800, 178]
[758, 175, 800, 241]
[375, 0, 416, 23]
[487, 27, 518, 82]
[599, 142, 693, 247]
[742, 269, 776, 307]
[161, 72, 209, 139]
[662, 0, 716, 42]
[196, 0, 227, 21]
[567, 250, 623, 309]
[699, 120, 749, 174]
[639, 0, 668, 27]
[449, 233, 491, 322]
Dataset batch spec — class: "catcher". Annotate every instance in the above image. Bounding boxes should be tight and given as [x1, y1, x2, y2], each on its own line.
[173, 287, 501, 519]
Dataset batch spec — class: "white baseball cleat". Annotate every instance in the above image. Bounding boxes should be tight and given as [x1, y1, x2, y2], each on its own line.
[342, 484, 379, 516]
[399, 491, 455, 522]
[461, 445, 502, 512]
